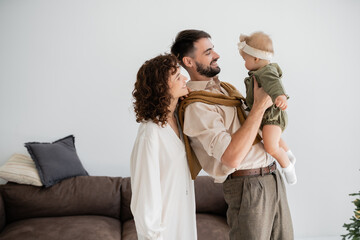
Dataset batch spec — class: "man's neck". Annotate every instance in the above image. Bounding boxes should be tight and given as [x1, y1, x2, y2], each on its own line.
[188, 72, 212, 82]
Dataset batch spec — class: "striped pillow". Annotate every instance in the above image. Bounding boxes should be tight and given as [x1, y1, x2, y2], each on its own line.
[0, 154, 43, 186]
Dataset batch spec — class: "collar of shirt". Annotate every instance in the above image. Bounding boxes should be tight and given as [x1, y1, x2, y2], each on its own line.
[187, 77, 222, 92]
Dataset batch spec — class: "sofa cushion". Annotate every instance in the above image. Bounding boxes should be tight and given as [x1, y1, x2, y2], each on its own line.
[24, 135, 88, 187]
[0, 154, 42, 186]
[122, 219, 137, 240]
[0, 176, 122, 223]
[194, 176, 227, 217]
[196, 213, 229, 240]
[0, 215, 121, 240]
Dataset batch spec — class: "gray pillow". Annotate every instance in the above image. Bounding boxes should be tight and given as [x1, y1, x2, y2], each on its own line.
[25, 135, 89, 187]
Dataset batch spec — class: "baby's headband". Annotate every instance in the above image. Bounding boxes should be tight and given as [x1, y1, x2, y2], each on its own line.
[237, 37, 273, 60]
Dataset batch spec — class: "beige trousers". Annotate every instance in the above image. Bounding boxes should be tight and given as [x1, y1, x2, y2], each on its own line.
[223, 169, 294, 240]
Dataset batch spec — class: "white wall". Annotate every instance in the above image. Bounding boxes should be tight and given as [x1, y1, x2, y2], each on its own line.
[0, 0, 359, 238]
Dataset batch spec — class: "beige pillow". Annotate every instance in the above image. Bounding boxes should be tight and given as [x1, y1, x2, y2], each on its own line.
[0, 154, 43, 186]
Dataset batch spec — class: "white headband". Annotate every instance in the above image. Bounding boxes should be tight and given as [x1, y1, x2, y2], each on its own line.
[237, 41, 273, 60]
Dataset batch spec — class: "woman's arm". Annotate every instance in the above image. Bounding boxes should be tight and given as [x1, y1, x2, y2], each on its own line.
[130, 134, 165, 240]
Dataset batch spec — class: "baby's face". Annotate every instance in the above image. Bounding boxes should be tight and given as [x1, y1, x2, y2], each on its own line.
[240, 51, 258, 71]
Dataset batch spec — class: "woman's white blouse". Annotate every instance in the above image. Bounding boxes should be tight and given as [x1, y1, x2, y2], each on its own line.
[130, 121, 197, 240]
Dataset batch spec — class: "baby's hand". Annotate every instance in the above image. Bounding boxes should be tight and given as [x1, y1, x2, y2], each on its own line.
[275, 95, 288, 110]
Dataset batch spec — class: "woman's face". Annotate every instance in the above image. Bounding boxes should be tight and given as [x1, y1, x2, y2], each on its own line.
[168, 68, 188, 99]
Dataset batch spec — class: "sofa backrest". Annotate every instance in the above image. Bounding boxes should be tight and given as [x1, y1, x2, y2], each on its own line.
[120, 177, 133, 222]
[0, 194, 5, 231]
[119, 175, 227, 221]
[0, 176, 122, 223]
[194, 176, 227, 217]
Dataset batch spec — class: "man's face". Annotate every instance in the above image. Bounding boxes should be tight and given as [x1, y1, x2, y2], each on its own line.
[192, 38, 220, 77]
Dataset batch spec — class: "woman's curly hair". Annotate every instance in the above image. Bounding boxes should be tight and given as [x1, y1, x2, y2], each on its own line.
[132, 54, 179, 127]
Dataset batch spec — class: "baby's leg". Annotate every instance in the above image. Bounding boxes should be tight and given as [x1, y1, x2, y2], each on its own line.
[279, 138, 296, 165]
[263, 125, 289, 168]
[279, 138, 289, 152]
[263, 125, 297, 184]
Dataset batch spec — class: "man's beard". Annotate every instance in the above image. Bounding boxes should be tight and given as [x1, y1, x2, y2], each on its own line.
[195, 60, 221, 78]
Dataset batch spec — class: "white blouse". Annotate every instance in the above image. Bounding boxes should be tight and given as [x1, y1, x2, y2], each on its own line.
[130, 120, 197, 240]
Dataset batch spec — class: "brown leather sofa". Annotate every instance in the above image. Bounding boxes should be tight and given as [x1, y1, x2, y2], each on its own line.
[0, 175, 229, 240]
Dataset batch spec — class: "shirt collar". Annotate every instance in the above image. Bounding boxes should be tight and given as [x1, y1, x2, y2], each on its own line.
[187, 77, 221, 91]
[186, 80, 209, 91]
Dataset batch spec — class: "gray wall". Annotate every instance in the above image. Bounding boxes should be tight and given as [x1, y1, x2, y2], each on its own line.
[1, 0, 359, 238]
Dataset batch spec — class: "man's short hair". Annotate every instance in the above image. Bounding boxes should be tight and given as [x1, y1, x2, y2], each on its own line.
[171, 29, 211, 67]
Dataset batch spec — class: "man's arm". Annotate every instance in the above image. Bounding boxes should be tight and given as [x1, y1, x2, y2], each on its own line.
[221, 79, 272, 169]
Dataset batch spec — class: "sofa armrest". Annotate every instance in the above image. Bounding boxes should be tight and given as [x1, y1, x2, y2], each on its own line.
[0, 192, 6, 231]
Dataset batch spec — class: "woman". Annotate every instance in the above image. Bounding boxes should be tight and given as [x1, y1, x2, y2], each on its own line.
[130, 54, 197, 240]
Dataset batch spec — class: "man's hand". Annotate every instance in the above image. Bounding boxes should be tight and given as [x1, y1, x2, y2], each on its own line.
[221, 78, 272, 168]
[275, 95, 288, 110]
[252, 78, 272, 111]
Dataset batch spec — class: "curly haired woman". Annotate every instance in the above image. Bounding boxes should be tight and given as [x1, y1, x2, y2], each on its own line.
[130, 54, 197, 240]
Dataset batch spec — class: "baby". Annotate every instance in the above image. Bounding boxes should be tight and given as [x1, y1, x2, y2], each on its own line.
[238, 31, 297, 184]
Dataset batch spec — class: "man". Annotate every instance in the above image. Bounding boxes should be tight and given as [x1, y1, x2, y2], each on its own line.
[171, 29, 294, 240]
